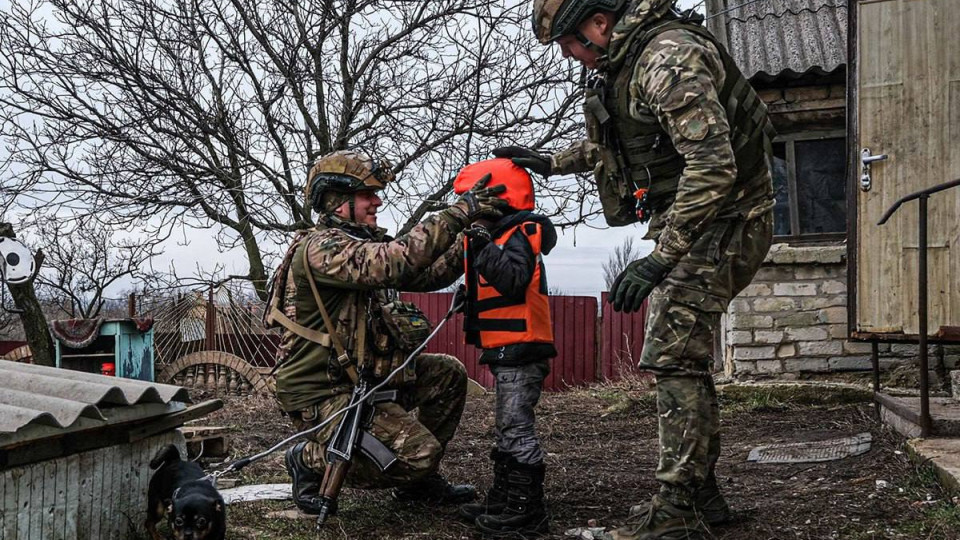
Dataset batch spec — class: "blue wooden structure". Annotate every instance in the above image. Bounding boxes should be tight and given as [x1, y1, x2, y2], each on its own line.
[55, 319, 155, 382]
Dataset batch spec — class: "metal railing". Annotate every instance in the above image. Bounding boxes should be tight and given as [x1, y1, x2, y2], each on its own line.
[877, 177, 960, 436]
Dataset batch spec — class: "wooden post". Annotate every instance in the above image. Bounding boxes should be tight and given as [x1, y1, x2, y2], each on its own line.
[127, 292, 136, 318]
[205, 288, 216, 351]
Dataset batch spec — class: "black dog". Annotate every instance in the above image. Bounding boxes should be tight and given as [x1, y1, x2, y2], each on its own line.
[146, 444, 226, 540]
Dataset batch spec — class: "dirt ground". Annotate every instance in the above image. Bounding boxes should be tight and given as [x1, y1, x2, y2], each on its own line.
[193, 381, 960, 540]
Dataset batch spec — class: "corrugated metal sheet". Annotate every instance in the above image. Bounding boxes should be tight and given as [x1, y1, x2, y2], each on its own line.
[600, 293, 648, 380]
[706, 0, 847, 80]
[0, 359, 191, 435]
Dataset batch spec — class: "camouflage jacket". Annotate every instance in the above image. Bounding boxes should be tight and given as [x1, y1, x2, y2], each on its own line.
[552, 2, 773, 265]
[272, 213, 465, 412]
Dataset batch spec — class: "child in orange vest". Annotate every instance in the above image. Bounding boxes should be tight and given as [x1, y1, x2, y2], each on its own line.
[453, 158, 556, 537]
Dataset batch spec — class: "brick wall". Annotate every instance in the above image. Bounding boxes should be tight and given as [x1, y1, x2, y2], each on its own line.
[723, 244, 960, 377]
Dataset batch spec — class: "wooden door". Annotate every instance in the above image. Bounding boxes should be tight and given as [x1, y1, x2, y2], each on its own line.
[855, 0, 960, 337]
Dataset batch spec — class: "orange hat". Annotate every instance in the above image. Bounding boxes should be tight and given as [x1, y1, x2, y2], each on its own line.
[453, 158, 535, 211]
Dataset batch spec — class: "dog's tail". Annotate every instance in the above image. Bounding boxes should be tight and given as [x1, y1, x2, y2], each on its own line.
[149, 444, 182, 470]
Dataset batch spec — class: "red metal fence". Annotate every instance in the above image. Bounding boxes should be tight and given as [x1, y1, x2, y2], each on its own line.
[401, 292, 646, 391]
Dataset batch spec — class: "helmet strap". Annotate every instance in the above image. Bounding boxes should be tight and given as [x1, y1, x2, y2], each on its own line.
[348, 196, 357, 222]
[575, 30, 607, 55]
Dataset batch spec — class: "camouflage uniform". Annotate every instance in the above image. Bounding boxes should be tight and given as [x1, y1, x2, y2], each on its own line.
[273, 210, 470, 487]
[546, 0, 775, 513]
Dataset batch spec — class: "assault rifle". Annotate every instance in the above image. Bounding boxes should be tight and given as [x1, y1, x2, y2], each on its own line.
[315, 371, 399, 525]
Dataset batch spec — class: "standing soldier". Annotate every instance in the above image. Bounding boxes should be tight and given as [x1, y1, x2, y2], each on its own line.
[496, 1, 775, 538]
[265, 150, 507, 515]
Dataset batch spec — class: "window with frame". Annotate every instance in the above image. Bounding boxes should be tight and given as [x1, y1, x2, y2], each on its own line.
[771, 131, 847, 241]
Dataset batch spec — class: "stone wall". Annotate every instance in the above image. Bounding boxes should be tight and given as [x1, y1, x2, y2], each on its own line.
[722, 243, 960, 377]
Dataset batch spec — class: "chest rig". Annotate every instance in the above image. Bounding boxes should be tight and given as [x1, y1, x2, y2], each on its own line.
[586, 17, 775, 227]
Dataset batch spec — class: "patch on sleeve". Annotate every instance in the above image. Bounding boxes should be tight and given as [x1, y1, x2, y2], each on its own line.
[659, 77, 710, 142]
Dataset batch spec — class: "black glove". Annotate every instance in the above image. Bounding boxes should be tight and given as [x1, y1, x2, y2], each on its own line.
[449, 173, 509, 224]
[492, 146, 553, 177]
[464, 224, 493, 249]
[453, 284, 467, 313]
[609, 253, 673, 313]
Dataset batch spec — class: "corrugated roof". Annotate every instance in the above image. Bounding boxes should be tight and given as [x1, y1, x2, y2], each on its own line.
[0, 359, 191, 436]
[706, 0, 847, 80]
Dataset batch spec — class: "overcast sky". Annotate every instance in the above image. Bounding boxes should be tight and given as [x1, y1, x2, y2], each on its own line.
[1, 0, 702, 299]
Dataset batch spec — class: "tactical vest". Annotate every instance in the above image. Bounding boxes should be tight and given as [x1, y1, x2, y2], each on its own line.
[587, 17, 774, 227]
[265, 227, 415, 399]
[463, 222, 554, 349]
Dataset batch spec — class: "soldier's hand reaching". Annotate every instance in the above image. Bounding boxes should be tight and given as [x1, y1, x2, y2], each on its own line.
[609, 253, 674, 312]
[450, 173, 509, 224]
[492, 146, 553, 178]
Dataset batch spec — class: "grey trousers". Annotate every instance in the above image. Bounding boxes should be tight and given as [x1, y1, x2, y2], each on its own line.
[490, 361, 549, 465]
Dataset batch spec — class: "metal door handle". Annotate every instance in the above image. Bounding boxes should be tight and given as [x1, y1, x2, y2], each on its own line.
[860, 148, 888, 192]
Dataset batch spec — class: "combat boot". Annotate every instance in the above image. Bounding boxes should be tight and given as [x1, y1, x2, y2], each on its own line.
[629, 475, 730, 526]
[474, 459, 549, 537]
[611, 494, 706, 540]
[284, 441, 335, 515]
[458, 449, 510, 522]
[392, 472, 477, 504]
[693, 474, 731, 525]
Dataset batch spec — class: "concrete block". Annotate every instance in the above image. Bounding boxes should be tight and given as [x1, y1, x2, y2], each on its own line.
[794, 266, 844, 280]
[828, 324, 849, 339]
[843, 341, 876, 355]
[729, 298, 752, 313]
[734, 361, 757, 373]
[820, 280, 847, 295]
[800, 296, 847, 310]
[731, 314, 774, 329]
[818, 307, 847, 324]
[798, 340, 844, 356]
[775, 311, 821, 327]
[733, 346, 776, 360]
[756, 360, 783, 373]
[728, 330, 753, 345]
[755, 330, 785, 344]
[739, 283, 772, 297]
[754, 266, 795, 282]
[753, 297, 797, 312]
[786, 326, 829, 342]
[784, 358, 830, 372]
[828, 356, 873, 371]
[777, 343, 797, 358]
[773, 283, 818, 296]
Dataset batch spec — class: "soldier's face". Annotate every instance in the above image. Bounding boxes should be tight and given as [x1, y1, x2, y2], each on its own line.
[335, 191, 382, 227]
[555, 13, 612, 70]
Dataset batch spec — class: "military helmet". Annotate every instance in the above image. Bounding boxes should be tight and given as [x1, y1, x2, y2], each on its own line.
[305, 149, 394, 210]
[532, 0, 628, 44]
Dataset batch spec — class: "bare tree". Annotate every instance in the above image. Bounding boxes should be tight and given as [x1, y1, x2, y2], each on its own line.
[30, 216, 164, 319]
[0, 0, 591, 299]
[602, 237, 639, 290]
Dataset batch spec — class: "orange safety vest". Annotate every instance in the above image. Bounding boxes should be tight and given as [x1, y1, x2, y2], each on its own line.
[463, 221, 553, 349]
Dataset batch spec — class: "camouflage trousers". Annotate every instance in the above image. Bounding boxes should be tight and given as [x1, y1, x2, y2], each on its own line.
[289, 353, 468, 489]
[639, 212, 773, 505]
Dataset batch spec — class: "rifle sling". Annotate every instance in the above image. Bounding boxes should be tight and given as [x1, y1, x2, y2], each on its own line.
[301, 238, 361, 385]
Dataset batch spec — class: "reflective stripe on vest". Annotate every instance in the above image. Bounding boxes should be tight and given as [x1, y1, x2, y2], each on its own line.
[463, 222, 553, 349]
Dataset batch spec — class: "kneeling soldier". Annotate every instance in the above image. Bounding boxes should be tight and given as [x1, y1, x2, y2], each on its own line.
[454, 158, 557, 537]
[266, 150, 508, 515]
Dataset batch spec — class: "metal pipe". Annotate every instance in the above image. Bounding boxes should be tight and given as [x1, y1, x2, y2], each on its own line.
[871, 340, 880, 416]
[918, 195, 931, 437]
